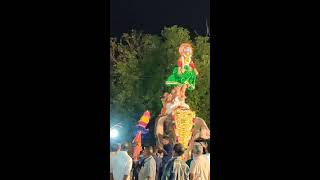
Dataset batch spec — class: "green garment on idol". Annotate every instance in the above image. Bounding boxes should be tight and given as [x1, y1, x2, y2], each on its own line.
[165, 65, 197, 91]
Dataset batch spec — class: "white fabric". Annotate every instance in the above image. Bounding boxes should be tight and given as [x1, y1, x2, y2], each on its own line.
[166, 103, 173, 114]
[138, 156, 156, 180]
[166, 97, 190, 114]
[190, 155, 210, 180]
[110, 152, 119, 173]
[110, 151, 133, 180]
[110, 152, 118, 161]
[205, 153, 210, 162]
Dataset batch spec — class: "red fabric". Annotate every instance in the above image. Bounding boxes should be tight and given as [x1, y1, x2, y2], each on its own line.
[138, 121, 148, 128]
[190, 61, 195, 68]
[178, 58, 195, 68]
[143, 111, 150, 118]
[132, 131, 142, 161]
[177, 58, 182, 67]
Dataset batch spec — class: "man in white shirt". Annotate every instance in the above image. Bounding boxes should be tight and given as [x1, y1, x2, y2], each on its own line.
[139, 146, 157, 180]
[110, 143, 121, 161]
[190, 143, 210, 180]
[110, 142, 133, 180]
[110, 143, 121, 179]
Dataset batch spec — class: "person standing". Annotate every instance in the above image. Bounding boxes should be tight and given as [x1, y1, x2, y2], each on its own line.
[110, 143, 121, 179]
[110, 143, 121, 161]
[110, 142, 133, 180]
[189, 143, 210, 180]
[161, 136, 173, 168]
[153, 148, 163, 180]
[161, 143, 190, 180]
[133, 150, 144, 180]
[139, 146, 157, 180]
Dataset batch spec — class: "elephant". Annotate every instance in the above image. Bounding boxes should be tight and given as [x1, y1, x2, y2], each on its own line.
[154, 110, 210, 160]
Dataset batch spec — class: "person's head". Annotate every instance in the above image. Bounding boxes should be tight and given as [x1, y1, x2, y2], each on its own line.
[173, 143, 185, 157]
[179, 43, 193, 57]
[157, 149, 164, 158]
[162, 136, 170, 145]
[143, 146, 153, 158]
[184, 47, 192, 56]
[163, 143, 173, 156]
[121, 142, 130, 152]
[192, 143, 203, 158]
[195, 138, 206, 154]
[111, 143, 121, 152]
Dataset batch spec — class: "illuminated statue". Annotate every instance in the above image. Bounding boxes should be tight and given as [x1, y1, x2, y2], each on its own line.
[165, 43, 199, 98]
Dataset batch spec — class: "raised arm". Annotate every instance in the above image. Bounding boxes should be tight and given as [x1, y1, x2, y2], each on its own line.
[194, 68, 199, 76]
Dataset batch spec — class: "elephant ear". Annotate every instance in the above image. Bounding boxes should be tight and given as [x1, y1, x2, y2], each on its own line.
[154, 117, 159, 137]
[195, 117, 210, 139]
[155, 115, 169, 147]
[196, 117, 209, 129]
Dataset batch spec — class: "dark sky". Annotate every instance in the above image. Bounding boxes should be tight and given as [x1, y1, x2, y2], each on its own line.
[110, 0, 210, 38]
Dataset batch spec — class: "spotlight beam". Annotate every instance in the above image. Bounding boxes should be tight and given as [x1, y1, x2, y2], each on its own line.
[110, 129, 119, 138]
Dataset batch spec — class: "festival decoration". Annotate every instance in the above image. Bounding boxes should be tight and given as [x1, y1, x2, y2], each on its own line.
[116, 43, 209, 162]
[172, 108, 195, 149]
[154, 43, 210, 161]
[132, 111, 151, 161]
[165, 43, 199, 98]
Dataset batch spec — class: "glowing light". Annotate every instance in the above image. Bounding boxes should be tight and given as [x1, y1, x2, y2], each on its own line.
[110, 129, 119, 138]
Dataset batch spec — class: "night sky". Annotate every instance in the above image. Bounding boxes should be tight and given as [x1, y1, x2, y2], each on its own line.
[110, 0, 210, 38]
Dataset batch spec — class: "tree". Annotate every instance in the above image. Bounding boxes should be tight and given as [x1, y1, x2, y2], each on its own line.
[110, 26, 211, 135]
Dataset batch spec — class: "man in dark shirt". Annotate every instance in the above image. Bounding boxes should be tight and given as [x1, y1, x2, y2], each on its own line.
[161, 136, 173, 168]
[133, 150, 145, 180]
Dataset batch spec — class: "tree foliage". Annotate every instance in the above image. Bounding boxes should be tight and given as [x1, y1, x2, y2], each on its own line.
[110, 26, 211, 132]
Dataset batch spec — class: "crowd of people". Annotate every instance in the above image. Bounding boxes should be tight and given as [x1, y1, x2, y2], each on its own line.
[110, 137, 210, 180]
